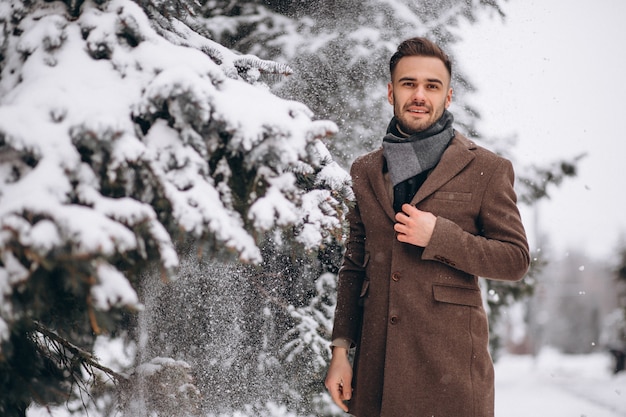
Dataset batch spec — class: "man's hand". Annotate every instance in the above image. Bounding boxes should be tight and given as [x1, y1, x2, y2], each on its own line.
[325, 347, 353, 412]
[394, 204, 436, 247]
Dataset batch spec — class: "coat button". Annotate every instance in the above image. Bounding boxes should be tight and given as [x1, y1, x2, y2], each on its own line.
[390, 315, 399, 325]
[392, 272, 400, 282]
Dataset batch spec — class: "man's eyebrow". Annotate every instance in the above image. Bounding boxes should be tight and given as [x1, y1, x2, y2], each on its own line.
[397, 76, 444, 85]
[426, 78, 444, 85]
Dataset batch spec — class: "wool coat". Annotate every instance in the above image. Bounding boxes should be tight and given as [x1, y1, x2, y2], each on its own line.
[332, 132, 530, 417]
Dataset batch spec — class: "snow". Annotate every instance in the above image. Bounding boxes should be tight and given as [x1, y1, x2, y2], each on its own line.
[134, 356, 191, 378]
[248, 173, 299, 230]
[25, 348, 626, 416]
[1, 0, 351, 344]
[495, 348, 626, 417]
[91, 262, 140, 310]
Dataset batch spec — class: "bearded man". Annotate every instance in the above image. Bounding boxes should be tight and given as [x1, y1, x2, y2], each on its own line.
[325, 37, 530, 417]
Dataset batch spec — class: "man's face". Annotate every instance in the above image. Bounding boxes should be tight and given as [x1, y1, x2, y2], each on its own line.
[387, 55, 453, 134]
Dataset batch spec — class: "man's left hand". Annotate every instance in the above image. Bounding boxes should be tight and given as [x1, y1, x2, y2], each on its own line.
[394, 204, 436, 247]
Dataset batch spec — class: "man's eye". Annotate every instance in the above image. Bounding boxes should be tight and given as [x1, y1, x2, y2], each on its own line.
[427, 84, 438, 89]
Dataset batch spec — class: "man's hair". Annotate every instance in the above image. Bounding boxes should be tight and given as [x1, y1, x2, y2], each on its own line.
[389, 37, 452, 80]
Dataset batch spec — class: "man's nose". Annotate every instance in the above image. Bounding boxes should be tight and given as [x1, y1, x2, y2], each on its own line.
[411, 86, 426, 102]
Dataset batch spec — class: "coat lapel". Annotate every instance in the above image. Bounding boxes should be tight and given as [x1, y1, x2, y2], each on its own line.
[411, 134, 476, 205]
[366, 149, 397, 221]
[365, 135, 476, 220]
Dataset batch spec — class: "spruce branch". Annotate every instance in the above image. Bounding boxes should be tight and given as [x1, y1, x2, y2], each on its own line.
[233, 56, 293, 76]
[517, 153, 586, 205]
[32, 321, 128, 383]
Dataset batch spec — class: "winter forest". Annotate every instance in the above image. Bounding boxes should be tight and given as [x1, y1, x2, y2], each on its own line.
[1, 0, 625, 416]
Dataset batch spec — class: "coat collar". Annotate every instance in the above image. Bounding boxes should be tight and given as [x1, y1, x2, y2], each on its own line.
[365, 132, 477, 222]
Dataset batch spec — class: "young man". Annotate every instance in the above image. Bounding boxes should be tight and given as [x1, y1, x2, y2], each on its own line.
[325, 37, 530, 416]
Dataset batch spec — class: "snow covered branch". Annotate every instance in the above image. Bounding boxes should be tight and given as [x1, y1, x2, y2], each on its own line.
[0, 0, 351, 412]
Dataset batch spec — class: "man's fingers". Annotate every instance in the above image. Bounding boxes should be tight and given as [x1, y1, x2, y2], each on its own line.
[327, 380, 349, 412]
[325, 347, 352, 412]
[393, 204, 435, 247]
[338, 383, 351, 411]
[341, 380, 352, 401]
[401, 203, 420, 215]
[395, 204, 422, 224]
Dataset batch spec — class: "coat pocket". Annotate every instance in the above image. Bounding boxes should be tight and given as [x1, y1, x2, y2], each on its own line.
[432, 191, 472, 202]
[432, 284, 482, 307]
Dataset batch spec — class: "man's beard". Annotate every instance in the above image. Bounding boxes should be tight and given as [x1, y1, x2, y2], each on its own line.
[394, 102, 445, 134]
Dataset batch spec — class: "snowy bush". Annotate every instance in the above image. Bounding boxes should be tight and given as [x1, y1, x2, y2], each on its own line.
[118, 357, 202, 417]
[0, 0, 351, 414]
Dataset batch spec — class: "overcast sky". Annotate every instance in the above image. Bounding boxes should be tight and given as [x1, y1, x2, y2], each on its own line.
[452, 0, 626, 261]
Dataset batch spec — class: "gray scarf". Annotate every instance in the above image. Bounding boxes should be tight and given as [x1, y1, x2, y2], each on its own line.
[382, 110, 455, 187]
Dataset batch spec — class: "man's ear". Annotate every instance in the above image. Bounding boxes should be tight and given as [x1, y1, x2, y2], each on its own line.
[387, 82, 394, 105]
[445, 87, 453, 108]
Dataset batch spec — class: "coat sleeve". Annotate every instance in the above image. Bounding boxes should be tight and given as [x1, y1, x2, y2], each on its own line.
[331, 167, 367, 344]
[422, 157, 530, 281]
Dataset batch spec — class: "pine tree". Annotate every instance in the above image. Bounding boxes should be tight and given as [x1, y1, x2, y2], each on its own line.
[0, 0, 351, 415]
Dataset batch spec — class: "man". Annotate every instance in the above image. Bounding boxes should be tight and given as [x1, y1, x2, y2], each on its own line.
[325, 37, 530, 416]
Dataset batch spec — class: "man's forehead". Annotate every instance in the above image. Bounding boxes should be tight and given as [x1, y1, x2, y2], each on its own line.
[393, 56, 450, 82]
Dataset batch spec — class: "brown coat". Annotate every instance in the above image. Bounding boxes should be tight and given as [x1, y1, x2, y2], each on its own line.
[332, 133, 530, 417]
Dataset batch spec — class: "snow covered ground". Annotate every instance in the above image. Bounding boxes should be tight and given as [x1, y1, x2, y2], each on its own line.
[495, 348, 626, 417]
[27, 347, 626, 416]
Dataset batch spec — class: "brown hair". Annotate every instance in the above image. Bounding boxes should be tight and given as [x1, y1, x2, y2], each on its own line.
[389, 37, 452, 80]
